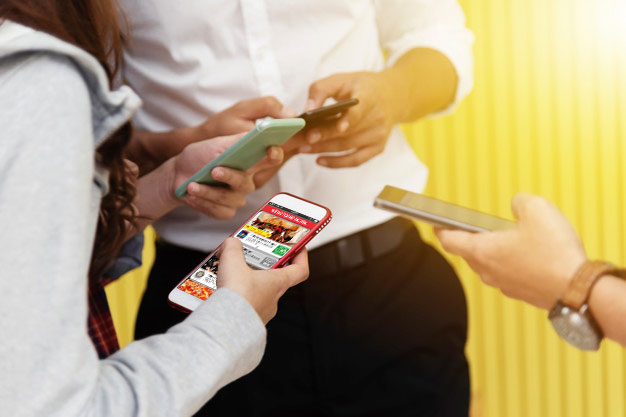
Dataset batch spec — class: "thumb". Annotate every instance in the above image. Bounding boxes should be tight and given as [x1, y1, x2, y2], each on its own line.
[434, 227, 477, 258]
[237, 96, 296, 119]
[280, 248, 310, 287]
[511, 193, 551, 224]
[216, 238, 247, 277]
[307, 74, 351, 110]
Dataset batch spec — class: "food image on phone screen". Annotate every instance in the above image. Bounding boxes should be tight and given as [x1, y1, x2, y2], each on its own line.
[173, 194, 331, 306]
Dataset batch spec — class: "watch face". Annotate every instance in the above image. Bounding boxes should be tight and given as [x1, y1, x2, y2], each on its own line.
[549, 302, 602, 351]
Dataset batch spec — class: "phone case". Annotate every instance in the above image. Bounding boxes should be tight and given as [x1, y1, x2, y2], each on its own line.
[266, 193, 332, 268]
[175, 118, 305, 198]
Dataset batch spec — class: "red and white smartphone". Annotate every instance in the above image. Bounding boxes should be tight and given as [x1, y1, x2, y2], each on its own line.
[168, 192, 332, 312]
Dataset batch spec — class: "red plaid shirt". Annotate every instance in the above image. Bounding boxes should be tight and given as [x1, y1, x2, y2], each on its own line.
[87, 233, 144, 358]
[88, 276, 120, 359]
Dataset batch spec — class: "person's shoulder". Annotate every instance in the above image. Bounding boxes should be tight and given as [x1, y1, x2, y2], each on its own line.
[1, 51, 88, 91]
[0, 52, 94, 161]
[0, 20, 141, 145]
[0, 52, 91, 120]
[0, 21, 90, 95]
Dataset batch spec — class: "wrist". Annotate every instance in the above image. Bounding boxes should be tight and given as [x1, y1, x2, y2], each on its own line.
[550, 255, 588, 306]
[131, 156, 183, 230]
[131, 128, 199, 175]
[127, 131, 160, 174]
[162, 157, 185, 208]
[587, 272, 626, 345]
[549, 259, 625, 350]
[376, 68, 408, 125]
[191, 117, 218, 142]
[381, 47, 459, 123]
[143, 157, 183, 213]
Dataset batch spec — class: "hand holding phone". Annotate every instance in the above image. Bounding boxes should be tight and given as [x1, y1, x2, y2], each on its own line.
[216, 238, 309, 323]
[175, 118, 305, 198]
[374, 186, 516, 232]
[300, 71, 399, 168]
[168, 134, 258, 218]
[169, 193, 332, 312]
[133, 133, 268, 226]
[434, 194, 589, 313]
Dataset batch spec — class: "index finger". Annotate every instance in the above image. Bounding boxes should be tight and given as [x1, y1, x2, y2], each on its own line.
[434, 227, 479, 258]
[304, 104, 366, 145]
[307, 74, 352, 110]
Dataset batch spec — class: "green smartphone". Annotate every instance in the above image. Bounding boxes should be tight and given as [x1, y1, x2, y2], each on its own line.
[175, 118, 305, 198]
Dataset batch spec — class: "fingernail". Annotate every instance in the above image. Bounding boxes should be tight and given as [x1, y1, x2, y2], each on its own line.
[189, 183, 200, 194]
[212, 168, 223, 179]
[338, 120, 349, 132]
[270, 147, 280, 159]
[300, 145, 312, 153]
[306, 99, 317, 111]
[318, 158, 328, 166]
[308, 132, 321, 144]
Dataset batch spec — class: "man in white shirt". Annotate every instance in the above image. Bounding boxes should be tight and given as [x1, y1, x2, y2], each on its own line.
[121, 1, 474, 415]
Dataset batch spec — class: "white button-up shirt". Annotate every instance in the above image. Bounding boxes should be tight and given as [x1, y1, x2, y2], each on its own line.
[120, 0, 474, 251]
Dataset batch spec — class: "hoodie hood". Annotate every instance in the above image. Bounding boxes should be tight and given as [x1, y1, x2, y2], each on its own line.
[0, 20, 141, 147]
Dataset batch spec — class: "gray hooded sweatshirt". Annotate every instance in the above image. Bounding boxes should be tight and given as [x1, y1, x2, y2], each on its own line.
[0, 21, 265, 417]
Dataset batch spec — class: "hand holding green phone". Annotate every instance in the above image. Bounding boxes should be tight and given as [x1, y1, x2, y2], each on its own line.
[175, 118, 305, 198]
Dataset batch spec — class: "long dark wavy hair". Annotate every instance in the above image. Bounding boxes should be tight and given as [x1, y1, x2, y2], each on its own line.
[0, 0, 137, 282]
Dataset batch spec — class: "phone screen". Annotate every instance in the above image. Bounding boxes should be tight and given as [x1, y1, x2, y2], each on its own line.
[176, 201, 323, 301]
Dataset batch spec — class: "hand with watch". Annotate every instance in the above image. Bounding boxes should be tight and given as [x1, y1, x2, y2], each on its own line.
[435, 193, 626, 350]
[549, 260, 626, 350]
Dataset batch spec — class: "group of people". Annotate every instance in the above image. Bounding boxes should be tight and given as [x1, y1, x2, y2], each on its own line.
[0, 0, 624, 416]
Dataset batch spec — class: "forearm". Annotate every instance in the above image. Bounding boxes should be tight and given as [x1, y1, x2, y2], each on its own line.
[589, 274, 626, 346]
[128, 126, 207, 175]
[381, 47, 458, 123]
[129, 157, 181, 235]
[89, 289, 265, 416]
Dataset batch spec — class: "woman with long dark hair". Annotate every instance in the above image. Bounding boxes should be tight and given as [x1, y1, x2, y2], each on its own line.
[0, 1, 308, 415]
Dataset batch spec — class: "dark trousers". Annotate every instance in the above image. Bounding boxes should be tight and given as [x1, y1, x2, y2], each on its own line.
[135, 218, 469, 416]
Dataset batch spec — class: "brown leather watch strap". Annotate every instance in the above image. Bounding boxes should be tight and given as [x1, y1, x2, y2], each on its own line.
[561, 260, 626, 309]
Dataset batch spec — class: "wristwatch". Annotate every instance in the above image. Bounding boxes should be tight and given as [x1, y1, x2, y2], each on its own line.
[549, 260, 626, 351]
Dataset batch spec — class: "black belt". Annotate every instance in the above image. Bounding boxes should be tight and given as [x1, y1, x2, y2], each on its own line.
[308, 217, 415, 277]
[156, 217, 415, 277]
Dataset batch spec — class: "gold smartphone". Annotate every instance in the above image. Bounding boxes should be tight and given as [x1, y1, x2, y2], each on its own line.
[374, 186, 515, 232]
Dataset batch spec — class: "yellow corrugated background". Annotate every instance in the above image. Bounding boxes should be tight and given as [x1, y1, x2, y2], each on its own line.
[106, 0, 626, 415]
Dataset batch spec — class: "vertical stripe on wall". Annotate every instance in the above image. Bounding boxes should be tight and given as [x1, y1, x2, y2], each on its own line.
[107, 0, 626, 416]
[405, 0, 626, 416]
